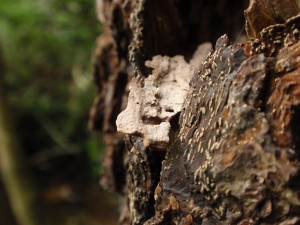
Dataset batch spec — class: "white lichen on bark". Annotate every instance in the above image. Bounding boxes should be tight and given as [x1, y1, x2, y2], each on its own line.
[116, 43, 212, 147]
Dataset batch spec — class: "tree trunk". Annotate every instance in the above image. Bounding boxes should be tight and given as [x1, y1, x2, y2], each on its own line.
[90, 0, 300, 224]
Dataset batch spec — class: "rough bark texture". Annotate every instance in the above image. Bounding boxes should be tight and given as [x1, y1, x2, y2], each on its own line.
[91, 0, 300, 224]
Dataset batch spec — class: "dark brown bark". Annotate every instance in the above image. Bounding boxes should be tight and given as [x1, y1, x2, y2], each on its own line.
[91, 1, 300, 224]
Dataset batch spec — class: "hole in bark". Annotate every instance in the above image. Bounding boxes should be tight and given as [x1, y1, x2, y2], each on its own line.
[288, 172, 300, 190]
[141, 116, 164, 125]
[110, 72, 128, 131]
[144, 66, 154, 77]
[165, 108, 174, 113]
[112, 142, 126, 193]
[260, 66, 277, 113]
[112, 5, 124, 30]
[147, 149, 166, 220]
[170, 113, 180, 131]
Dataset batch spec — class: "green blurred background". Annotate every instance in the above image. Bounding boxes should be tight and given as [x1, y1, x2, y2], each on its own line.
[0, 0, 118, 224]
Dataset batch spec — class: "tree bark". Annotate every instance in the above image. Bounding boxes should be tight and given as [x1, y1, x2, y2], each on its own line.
[91, 1, 300, 224]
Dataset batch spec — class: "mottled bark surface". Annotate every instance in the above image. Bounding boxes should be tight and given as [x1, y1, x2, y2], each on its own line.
[91, 0, 300, 224]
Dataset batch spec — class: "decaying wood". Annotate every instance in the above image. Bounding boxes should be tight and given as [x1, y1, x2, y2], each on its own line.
[116, 45, 212, 148]
[244, 0, 300, 39]
[91, 0, 300, 224]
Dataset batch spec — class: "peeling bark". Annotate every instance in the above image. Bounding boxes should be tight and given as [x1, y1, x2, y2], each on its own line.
[91, 0, 300, 224]
[244, 0, 300, 39]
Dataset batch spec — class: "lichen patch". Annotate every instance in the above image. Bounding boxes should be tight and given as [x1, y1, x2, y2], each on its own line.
[116, 44, 212, 148]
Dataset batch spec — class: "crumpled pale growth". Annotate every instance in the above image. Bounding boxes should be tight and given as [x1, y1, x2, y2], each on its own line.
[116, 44, 212, 147]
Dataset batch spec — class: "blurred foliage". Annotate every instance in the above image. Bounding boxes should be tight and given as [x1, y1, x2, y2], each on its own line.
[0, 0, 103, 175]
